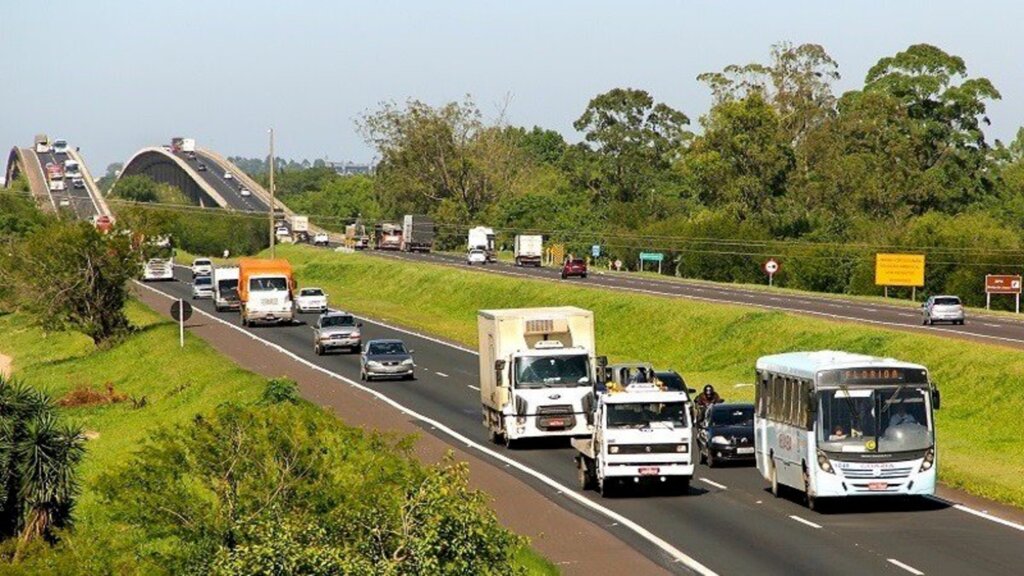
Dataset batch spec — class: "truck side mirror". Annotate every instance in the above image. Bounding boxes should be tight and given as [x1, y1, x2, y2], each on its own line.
[932, 387, 941, 410]
[494, 359, 506, 371]
[596, 355, 608, 368]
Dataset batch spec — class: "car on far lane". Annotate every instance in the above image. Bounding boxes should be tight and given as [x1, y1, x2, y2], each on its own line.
[186, 151, 197, 161]
[52, 139, 68, 155]
[58, 198, 71, 208]
[196, 162, 208, 172]
[191, 258, 213, 277]
[696, 403, 755, 468]
[313, 311, 362, 355]
[923, 295, 965, 326]
[72, 177, 85, 189]
[467, 248, 487, 265]
[561, 257, 588, 279]
[240, 188, 251, 197]
[313, 232, 330, 246]
[191, 275, 214, 299]
[224, 171, 233, 180]
[295, 287, 329, 314]
[360, 339, 415, 381]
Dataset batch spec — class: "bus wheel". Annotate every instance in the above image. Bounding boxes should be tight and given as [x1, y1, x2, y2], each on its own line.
[770, 460, 780, 498]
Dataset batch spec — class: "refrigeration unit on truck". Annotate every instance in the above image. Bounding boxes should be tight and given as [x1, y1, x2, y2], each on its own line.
[468, 226, 496, 263]
[345, 224, 369, 250]
[34, 134, 50, 154]
[238, 258, 296, 326]
[374, 223, 402, 250]
[514, 235, 543, 267]
[478, 307, 603, 447]
[401, 214, 435, 253]
[573, 382, 695, 497]
[213, 266, 241, 312]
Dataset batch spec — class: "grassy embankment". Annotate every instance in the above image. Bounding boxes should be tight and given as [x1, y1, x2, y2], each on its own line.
[0, 301, 556, 574]
[273, 243, 1024, 509]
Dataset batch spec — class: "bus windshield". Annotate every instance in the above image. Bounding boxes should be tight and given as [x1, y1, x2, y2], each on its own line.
[818, 386, 932, 453]
[514, 354, 590, 389]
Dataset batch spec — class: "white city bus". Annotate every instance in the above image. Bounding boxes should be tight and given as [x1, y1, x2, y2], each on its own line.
[754, 351, 940, 510]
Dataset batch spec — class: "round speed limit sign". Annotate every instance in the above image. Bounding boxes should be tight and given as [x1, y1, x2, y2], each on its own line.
[763, 258, 780, 275]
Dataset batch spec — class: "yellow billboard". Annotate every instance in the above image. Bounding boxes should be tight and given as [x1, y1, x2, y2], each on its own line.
[875, 253, 925, 287]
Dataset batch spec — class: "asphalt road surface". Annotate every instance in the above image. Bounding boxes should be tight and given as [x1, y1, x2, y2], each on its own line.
[170, 150, 268, 212]
[370, 250, 1024, 349]
[142, 267, 1024, 575]
[35, 147, 100, 220]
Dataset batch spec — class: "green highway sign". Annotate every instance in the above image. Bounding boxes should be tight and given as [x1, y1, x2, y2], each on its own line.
[639, 252, 664, 262]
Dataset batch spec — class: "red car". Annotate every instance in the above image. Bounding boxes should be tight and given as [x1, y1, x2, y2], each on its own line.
[561, 258, 588, 279]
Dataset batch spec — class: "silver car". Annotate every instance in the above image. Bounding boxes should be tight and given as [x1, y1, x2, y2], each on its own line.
[360, 339, 415, 381]
[191, 275, 214, 299]
[313, 311, 362, 355]
[923, 295, 965, 326]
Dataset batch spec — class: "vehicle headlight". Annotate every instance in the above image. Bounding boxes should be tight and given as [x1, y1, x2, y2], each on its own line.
[350, 332, 360, 338]
[711, 435, 729, 445]
[609, 445, 620, 454]
[817, 450, 834, 474]
[401, 358, 414, 366]
[676, 444, 688, 453]
[367, 360, 382, 367]
[919, 448, 935, 472]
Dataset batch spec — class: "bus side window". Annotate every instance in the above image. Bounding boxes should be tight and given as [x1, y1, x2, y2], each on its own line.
[771, 375, 784, 421]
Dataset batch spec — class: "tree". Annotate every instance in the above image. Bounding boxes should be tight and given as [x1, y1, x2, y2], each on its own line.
[110, 175, 189, 205]
[0, 377, 85, 559]
[0, 220, 139, 346]
[573, 88, 690, 205]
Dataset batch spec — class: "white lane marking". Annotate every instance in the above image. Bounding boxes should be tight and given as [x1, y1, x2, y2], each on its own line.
[949, 503, 1024, 533]
[789, 515, 822, 529]
[733, 383, 753, 388]
[133, 281, 719, 576]
[984, 323, 1000, 328]
[435, 371, 449, 378]
[699, 478, 728, 490]
[887, 558, 925, 575]
[467, 384, 480, 391]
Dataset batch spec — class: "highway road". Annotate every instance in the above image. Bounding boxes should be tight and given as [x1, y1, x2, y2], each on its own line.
[369, 250, 1024, 349]
[35, 146, 100, 220]
[142, 267, 1024, 575]
[169, 149, 268, 212]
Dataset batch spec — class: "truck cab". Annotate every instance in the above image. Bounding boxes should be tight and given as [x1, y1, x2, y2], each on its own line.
[573, 382, 695, 497]
[238, 258, 295, 326]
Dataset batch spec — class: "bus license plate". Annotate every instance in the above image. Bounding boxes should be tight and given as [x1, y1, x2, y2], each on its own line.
[638, 467, 660, 476]
[868, 482, 888, 491]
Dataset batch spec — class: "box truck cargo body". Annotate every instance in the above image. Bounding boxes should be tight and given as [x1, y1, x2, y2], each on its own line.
[514, 235, 543, 267]
[401, 214, 435, 252]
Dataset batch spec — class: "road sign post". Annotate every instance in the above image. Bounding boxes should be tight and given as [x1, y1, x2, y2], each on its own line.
[985, 274, 1022, 313]
[639, 252, 663, 274]
[875, 253, 925, 300]
[171, 299, 193, 348]
[763, 258, 780, 287]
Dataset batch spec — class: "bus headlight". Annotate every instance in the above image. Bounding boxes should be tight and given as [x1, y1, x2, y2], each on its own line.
[711, 435, 729, 445]
[919, 448, 935, 472]
[816, 450, 834, 474]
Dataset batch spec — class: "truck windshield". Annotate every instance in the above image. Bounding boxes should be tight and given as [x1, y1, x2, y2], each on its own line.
[250, 277, 289, 291]
[817, 386, 932, 453]
[514, 354, 590, 388]
[607, 402, 687, 429]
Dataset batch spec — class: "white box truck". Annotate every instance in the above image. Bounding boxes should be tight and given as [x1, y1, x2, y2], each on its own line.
[182, 138, 196, 153]
[468, 226, 496, 263]
[478, 307, 602, 447]
[213, 266, 241, 312]
[514, 235, 543, 267]
[573, 382, 695, 496]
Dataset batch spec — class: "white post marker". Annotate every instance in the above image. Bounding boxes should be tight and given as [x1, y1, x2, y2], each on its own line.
[763, 258, 780, 287]
[178, 298, 184, 348]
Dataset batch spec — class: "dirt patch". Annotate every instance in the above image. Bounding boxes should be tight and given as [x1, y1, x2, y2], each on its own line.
[133, 286, 670, 575]
[59, 382, 128, 407]
[0, 353, 11, 379]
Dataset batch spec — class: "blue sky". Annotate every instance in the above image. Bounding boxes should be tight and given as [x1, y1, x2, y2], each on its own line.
[3, 1, 1023, 171]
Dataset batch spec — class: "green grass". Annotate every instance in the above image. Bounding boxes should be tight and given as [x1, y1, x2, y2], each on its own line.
[0, 301, 559, 575]
[272, 243, 1024, 510]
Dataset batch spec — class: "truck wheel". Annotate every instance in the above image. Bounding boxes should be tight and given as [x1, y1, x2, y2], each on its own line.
[677, 477, 691, 494]
[504, 434, 517, 450]
[598, 478, 613, 498]
[488, 428, 503, 445]
[577, 458, 595, 491]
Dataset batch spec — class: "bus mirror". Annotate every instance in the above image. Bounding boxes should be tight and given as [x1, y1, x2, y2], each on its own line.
[932, 388, 941, 410]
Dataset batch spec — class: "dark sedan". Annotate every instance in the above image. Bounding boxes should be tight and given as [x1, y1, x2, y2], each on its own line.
[697, 403, 755, 468]
[360, 339, 415, 381]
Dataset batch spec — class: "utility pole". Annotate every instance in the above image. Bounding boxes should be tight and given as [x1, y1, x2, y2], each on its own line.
[268, 128, 275, 258]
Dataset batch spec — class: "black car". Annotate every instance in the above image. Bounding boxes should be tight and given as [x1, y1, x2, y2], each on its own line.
[196, 162, 207, 172]
[697, 403, 755, 468]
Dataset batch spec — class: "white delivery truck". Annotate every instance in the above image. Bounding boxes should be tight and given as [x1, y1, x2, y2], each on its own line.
[290, 215, 309, 242]
[182, 138, 196, 153]
[573, 382, 695, 497]
[468, 226, 496, 263]
[514, 235, 543, 267]
[213, 266, 241, 312]
[478, 307, 602, 447]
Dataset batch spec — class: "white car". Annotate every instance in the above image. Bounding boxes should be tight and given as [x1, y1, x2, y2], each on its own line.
[313, 232, 330, 246]
[296, 287, 329, 313]
[467, 248, 487, 265]
[923, 295, 965, 325]
[240, 188, 251, 197]
[191, 275, 214, 299]
[72, 177, 85, 189]
[59, 197, 71, 207]
[224, 171, 233, 180]
[191, 258, 213, 278]
[52, 139, 68, 155]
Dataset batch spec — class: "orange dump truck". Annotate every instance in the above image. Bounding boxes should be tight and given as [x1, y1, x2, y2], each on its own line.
[238, 258, 296, 326]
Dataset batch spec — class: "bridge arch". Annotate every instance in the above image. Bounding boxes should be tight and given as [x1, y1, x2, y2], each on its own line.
[116, 147, 229, 208]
